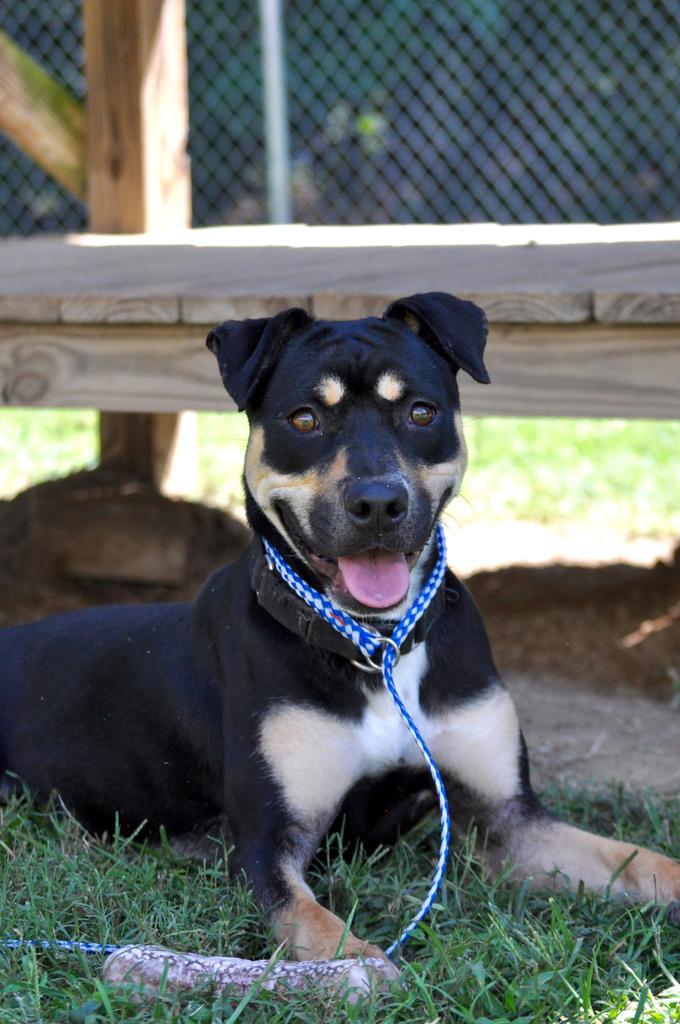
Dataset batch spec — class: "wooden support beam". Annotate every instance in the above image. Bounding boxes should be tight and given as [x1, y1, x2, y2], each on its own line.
[100, 409, 198, 493]
[83, 0, 193, 488]
[0, 30, 85, 199]
[83, 0, 191, 233]
[2, 321, 680, 420]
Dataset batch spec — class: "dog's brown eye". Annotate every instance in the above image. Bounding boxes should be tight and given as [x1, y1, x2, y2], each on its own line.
[288, 408, 319, 433]
[410, 403, 436, 426]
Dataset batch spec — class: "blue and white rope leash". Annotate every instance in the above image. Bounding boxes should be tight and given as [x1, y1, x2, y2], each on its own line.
[1, 937, 120, 955]
[2, 523, 450, 960]
[263, 521, 451, 957]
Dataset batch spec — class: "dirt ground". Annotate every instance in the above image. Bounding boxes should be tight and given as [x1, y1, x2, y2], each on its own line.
[467, 554, 680, 701]
[509, 675, 679, 795]
[1, 472, 678, 795]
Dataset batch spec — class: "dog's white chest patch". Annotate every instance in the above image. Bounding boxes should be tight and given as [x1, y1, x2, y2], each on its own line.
[258, 643, 432, 823]
[357, 644, 430, 775]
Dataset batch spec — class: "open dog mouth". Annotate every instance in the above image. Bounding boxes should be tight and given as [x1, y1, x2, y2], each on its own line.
[275, 505, 419, 609]
[310, 548, 419, 609]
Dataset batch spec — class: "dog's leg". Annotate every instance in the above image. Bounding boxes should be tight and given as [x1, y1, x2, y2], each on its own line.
[430, 684, 680, 905]
[228, 700, 399, 968]
[272, 849, 394, 964]
[228, 822, 396, 968]
[493, 818, 680, 904]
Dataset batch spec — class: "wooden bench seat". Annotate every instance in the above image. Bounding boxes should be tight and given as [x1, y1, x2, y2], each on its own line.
[1, 223, 679, 418]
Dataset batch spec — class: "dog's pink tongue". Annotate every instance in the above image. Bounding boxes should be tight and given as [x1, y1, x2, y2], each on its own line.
[337, 550, 410, 609]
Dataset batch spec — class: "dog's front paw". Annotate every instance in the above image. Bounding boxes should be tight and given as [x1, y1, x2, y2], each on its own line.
[632, 850, 680, 905]
[276, 898, 397, 971]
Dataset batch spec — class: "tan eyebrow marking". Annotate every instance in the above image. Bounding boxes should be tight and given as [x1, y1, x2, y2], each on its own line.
[402, 312, 421, 335]
[376, 371, 405, 402]
[316, 375, 345, 407]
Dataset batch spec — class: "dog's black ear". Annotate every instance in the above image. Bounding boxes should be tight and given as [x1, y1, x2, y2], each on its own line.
[385, 291, 490, 384]
[206, 307, 313, 410]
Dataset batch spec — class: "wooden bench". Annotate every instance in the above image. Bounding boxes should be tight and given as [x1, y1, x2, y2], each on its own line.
[1, 222, 679, 420]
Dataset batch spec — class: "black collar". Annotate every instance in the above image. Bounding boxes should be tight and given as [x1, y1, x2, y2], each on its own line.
[250, 542, 450, 664]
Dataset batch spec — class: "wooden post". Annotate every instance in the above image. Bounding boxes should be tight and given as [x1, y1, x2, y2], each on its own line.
[99, 411, 198, 495]
[83, 0, 190, 233]
[83, 0, 194, 489]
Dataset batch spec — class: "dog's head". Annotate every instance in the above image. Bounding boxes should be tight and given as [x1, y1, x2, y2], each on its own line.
[207, 292, 489, 616]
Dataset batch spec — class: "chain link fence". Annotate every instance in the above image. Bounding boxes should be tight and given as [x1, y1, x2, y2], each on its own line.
[2, 0, 679, 235]
[0, 0, 86, 234]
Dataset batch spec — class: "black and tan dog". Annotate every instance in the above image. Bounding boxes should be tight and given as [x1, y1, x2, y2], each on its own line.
[1, 292, 678, 969]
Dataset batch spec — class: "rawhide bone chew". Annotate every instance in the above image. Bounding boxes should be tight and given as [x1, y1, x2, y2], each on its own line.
[103, 945, 399, 996]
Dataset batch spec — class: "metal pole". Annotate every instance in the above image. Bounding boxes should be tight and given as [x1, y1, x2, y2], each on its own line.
[259, 0, 292, 223]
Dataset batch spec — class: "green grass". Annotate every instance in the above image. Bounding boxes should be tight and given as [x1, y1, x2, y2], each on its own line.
[461, 417, 680, 537]
[1, 787, 679, 1022]
[0, 410, 99, 499]
[2, 410, 680, 538]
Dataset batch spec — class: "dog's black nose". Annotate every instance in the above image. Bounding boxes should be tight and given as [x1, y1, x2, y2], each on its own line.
[344, 480, 409, 530]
